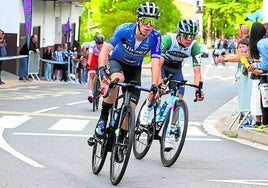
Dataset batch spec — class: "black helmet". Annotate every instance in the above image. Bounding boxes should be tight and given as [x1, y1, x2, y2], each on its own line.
[94, 34, 104, 44]
[136, 2, 160, 19]
[177, 18, 198, 35]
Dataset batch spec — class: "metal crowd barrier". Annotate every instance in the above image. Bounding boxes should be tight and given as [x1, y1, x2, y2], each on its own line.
[28, 51, 41, 82]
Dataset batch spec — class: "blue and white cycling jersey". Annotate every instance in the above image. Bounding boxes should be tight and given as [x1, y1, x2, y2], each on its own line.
[109, 22, 161, 67]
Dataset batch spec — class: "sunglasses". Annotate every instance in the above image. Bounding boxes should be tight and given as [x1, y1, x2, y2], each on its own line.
[96, 42, 103, 45]
[140, 17, 158, 27]
[181, 34, 196, 40]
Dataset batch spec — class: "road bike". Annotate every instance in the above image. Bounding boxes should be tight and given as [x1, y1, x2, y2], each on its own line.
[133, 78, 203, 167]
[87, 78, 151, 185]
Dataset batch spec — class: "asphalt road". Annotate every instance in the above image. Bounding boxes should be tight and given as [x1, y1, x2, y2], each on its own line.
[0, 56, 268, 187]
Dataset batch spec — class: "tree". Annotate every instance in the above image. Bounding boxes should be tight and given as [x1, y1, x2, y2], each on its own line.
[79, 0, 181, 43]
[203, 0, 262, 46]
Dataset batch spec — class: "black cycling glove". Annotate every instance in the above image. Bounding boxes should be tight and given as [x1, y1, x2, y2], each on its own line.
[98, 66, 107, 80]
[150, 84, 159, 94]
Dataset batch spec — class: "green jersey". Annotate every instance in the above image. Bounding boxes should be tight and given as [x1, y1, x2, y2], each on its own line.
[161, 33, 201, 67]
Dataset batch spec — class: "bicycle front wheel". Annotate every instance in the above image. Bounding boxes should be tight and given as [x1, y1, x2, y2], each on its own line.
[92, 137, 108, 174]
[92, 74, 101, 112]
[133, 100, 155, 160]
[160, 99, 188, 167]
[110, 106, 135, 185]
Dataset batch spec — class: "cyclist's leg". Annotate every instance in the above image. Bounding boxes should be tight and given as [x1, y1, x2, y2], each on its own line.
[95, 60, 124, 137]
[87, 70, 95, 102]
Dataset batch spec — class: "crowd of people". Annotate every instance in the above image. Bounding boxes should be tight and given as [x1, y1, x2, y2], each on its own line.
[216, 22, 268, 129]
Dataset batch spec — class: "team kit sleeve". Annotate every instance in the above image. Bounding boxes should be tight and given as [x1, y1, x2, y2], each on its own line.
[108, 24, 126, 47]
[191, 42, 202, 67]
[150, 31, 162, 59]
[160, 34, 172, 55]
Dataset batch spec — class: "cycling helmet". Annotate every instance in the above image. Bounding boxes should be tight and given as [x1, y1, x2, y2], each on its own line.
[136, 2, 160, 19]
[177, 18, 198, 35]
[94, 34, 104, 44]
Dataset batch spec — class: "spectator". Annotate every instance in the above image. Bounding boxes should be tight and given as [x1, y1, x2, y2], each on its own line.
[18, 34, 40, 81]
[43, 46, 53, 81]
[248, 22, 268, 127]
[73, 44, 88, 84]
[0, 29, 7, 85]
[62, 43, 69, 82]
[52, 44, 65, 81]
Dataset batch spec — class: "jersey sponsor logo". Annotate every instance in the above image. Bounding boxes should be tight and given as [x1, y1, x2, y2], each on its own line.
[121, 38, 148, 56]
[167, 50, 188, 58]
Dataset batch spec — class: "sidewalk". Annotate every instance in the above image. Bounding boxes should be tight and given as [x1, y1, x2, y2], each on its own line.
[1, 70, 268, 147]
[203, 95, 268, 147]
[0, 71, 68, 89]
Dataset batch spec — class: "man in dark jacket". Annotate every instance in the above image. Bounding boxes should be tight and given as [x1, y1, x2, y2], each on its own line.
[18, 34, 39, 80]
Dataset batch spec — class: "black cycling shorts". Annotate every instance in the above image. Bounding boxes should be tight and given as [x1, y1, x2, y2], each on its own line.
[108, 59, 142, 105]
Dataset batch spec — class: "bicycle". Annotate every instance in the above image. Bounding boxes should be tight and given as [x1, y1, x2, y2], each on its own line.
[87, 78, 152, 185]
[133, 78, 203, 167]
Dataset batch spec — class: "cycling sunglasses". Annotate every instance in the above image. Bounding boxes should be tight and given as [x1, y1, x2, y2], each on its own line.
[181, 33, 196, 40]
[140, 17, 158, 27]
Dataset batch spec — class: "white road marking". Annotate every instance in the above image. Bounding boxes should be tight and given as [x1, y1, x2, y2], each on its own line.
[48, 118, 90, 131]
[209, 179, 268, 186]
[12, 132, 222, 142]
[0, 115, 32, 128]
[33, 107, 59, 113]
[0, 128, 45, 168]
[13, 132, 90, 137]
[67, 100, 87, 105]
[187, 126, 207, 136]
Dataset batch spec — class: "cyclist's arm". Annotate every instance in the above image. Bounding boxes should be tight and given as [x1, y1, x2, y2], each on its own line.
[191, 42, 203, 87]
[150, 33, 162, 86]
[98, 43, 114, 68]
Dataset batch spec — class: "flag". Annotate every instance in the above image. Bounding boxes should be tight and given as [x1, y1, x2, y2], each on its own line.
[65, 18, 72, 43]
[23, 0, 32, 48]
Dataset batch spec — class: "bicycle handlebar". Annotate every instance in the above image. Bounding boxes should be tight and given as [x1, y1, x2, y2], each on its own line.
[169, 79, 203, 102]
[103, 78, 151, 99]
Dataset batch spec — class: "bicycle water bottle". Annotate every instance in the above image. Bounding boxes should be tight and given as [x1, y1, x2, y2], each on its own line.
[111, 111, 118, 127]
[156, 101, 168, 122]
[160, 102, 169, 122]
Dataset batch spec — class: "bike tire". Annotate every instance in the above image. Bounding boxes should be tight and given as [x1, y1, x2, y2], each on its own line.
[133, 100, 155, 160]
[93, 75, 101, 112]
[160, 99, 188, 167]
[91, 137, 108, 174]
[110, 106, 135, 185]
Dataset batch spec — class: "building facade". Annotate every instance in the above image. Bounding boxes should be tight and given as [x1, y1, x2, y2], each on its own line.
[0, 0, 86, 74]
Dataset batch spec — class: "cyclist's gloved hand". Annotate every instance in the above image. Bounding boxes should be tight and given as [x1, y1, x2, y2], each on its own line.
[98, 66, 107, 80]
[150, 84, 159, 94]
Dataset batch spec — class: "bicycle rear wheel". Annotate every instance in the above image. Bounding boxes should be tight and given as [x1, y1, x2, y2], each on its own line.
[110, 106, 135, 185]
[92, 74, 101, 112]
[133, 100, 155, 160]
[160, 99, 188, 167]
[92, 137, 108, 174]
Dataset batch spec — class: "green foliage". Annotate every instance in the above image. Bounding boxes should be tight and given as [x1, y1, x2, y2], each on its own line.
[80, 0, 181, 42]
[203, 0, 262, 39]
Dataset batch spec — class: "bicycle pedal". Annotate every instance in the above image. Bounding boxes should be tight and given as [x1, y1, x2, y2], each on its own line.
[87, 137, 95, 146]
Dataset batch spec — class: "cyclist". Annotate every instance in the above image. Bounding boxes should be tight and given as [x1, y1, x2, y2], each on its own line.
[92, 1, 162, 149]
[85, 34, 105, 102]
[139, 18, 204, 149]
